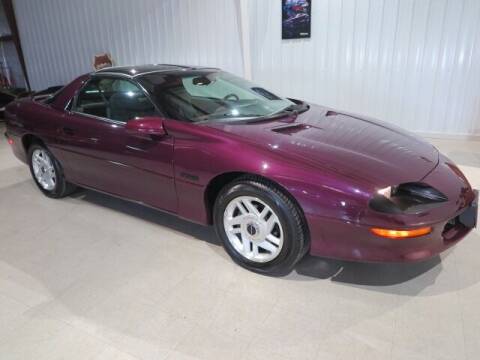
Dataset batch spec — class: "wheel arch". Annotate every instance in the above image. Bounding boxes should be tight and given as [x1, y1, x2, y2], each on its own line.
[204, 171, 245, 224]
[204, 171, 309, 232]
[22, 134, 46, 154]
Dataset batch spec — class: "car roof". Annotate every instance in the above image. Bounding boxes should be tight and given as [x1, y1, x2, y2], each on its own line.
[95, 64, 218, 78]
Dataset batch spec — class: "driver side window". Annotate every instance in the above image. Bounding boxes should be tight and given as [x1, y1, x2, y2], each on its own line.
[73, 77, 157, 123]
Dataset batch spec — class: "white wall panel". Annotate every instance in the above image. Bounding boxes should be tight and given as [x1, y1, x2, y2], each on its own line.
[13, 0, 480, 136]
[249, 0, 480, 136]
[14, 0, 243, 90]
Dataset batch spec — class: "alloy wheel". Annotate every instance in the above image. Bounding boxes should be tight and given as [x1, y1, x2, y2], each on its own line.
[223, 196, 284, 263]
[31, 149, 56, 191]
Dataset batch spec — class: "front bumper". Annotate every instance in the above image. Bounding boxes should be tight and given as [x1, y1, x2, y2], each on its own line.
[308, 190, 478, 263]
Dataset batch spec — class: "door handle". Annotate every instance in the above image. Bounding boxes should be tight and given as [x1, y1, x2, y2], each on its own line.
[62, 127, 75, 136]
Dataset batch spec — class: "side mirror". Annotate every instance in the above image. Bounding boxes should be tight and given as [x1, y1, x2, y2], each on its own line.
[125, 117, 167, 138]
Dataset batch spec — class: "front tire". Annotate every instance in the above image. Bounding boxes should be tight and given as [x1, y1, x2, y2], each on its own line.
[28, 144, 76, 198]
[214, 177, 309, 276]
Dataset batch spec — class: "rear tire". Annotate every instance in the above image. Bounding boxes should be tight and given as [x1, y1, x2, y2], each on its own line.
[28, 144, 76, 198]
[214, 177, 309, 276]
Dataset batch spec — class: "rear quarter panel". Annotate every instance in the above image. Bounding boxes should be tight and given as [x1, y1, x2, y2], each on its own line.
[4, 75, 88, 175]
[6, 99, 69, 166]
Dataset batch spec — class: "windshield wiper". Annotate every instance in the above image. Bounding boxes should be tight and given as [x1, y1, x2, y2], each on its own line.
[197, 103, 310, 123]
[198, 112, 264, 122]
[279, 103, 310, 115]
[246, 103, 310, 123]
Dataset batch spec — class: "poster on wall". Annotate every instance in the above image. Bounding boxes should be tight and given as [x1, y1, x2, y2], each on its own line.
[282, 0, 311, 40]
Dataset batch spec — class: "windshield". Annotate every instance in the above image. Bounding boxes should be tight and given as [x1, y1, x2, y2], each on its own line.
[138, 70, 296, 122]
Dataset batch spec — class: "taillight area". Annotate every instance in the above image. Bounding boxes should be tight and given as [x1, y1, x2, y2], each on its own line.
[5, 132, 13, 145]
[370, 226, 432, 239]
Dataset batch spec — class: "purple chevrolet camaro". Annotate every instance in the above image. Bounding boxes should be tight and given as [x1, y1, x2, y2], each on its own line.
[4, 64, 478, 275]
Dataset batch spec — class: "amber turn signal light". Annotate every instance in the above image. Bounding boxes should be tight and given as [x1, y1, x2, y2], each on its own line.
[370, 226, 432, 239]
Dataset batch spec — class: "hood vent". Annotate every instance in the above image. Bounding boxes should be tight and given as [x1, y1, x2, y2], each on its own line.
[272, 123, 310, 135]
[325, 110, 338, 117]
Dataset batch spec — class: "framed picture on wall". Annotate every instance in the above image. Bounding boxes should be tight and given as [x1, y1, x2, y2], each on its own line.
[282, 0, 311, 40]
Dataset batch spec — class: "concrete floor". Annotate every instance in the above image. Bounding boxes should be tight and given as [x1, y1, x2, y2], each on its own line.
[0, 121, 479, 360]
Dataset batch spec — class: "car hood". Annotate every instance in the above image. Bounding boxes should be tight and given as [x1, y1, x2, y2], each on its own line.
[204, 105, 439, 187]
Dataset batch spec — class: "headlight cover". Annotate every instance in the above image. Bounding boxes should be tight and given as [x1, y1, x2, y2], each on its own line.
[369, 182, 448, 214]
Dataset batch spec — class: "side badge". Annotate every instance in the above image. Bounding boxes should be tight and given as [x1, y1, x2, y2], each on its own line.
[180, 172, 199, 182]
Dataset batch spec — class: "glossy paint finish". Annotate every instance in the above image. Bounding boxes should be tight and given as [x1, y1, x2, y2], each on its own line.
[4, 67, 477, 262]
[125, 117, 167, 138]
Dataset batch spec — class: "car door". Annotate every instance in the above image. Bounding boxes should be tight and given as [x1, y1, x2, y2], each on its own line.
[56, 75, 177, 213]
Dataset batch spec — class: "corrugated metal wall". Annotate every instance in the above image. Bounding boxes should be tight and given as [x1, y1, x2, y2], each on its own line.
[14, 0, 480, 136]
[0, 5, 26, 88]
[250, 0, 480, 136]
[14, 0, 243, 90]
